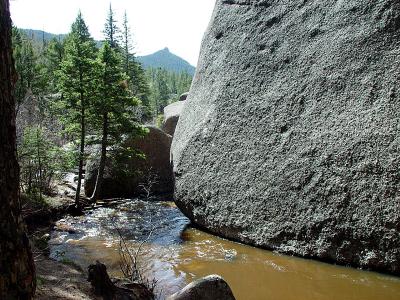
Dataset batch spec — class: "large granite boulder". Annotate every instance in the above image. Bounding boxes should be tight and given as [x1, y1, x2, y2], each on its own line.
[167, 275, 235, 300]
[162, 101, 186, 136]
[171, 0, 400, 274]
[85, 126, 173, 199]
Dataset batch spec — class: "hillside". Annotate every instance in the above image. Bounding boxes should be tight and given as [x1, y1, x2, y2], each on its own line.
[21, 28, 66, 42]
[20, 28, 103, 48]
[20, 29, 195, 75]
[137, 48, 195, 75]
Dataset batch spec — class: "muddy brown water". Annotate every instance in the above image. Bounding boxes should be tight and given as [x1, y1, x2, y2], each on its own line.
[49, 200, 400, 300]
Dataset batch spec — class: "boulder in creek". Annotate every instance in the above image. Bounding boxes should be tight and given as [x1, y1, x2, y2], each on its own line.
[85, 125, 173, 199]
[171, 0, 400, 274]
[162, 101, 186, 136]
[167, 275, 235, 300]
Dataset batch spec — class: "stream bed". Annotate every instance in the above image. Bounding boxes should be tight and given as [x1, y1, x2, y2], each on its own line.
[49, 199, 400, 300]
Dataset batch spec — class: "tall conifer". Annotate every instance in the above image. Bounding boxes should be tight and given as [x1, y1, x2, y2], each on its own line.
[57, 12, 97, 208]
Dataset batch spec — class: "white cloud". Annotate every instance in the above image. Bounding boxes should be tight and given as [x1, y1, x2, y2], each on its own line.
[9, 0, 216, 66]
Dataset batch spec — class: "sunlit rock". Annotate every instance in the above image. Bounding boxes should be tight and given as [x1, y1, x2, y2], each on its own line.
[167, 275, 235, 300]
[162, 101, 186, 136]
[172, 0, 400, 274]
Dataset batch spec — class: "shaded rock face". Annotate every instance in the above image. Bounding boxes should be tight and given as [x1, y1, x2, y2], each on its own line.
[162, 101, 186, 136]
[167, 275, 235, 300]
[85, 126, 173, 199]
[179, 92, 189, 101]
[171, 0, 400, 274]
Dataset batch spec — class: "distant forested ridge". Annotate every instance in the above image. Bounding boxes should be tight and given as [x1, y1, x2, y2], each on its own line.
[137, 48, 195, 75]
[16, 28, 193, 117]
[21, 29, 196, 75]
[20, 28, 66, 43]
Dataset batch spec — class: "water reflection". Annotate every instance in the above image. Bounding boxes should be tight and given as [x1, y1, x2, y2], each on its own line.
[49, 200, 400, 300]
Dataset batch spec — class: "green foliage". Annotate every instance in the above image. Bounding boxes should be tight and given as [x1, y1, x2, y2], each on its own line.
[43, 37, 65, 92]
[156, 114, 164, 128]
[60, 258, 84, 272]
[130, 62, 152, 119]
[103, 4, 121, 49]
[90, 41, 148, 164]
[18, 126, 70, 197]
[90, 42, 144, 138]
[110, 142, 147, 180]
[12, 27, 37, 106]
[56, 12, 97, 137]
[146, 67, 192, 116]
[12, 27, 67, 106]
[35, 276, 46, 287]
[120, 11, 151, 121]
[13, 8, 154, 202]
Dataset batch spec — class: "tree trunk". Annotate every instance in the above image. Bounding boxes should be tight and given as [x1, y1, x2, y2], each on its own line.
[87, 261, 116, 299]
[87, 261, 153, 300]
[0, 0, 36, 298]
[91, 112, 108, 202]
[36, 127, 43, 201]
[75, 92, 85, 208]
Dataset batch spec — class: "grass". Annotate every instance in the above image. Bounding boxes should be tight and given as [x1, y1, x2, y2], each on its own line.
[36, 276, 46, 287]
[60, 258, 84, 272]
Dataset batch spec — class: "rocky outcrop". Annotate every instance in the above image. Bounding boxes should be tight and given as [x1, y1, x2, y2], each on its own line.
[167, 275, 235, 300]
[171, 0, 400, 274]
[162, 101, 186, 136]
[85, 126, 173, 199]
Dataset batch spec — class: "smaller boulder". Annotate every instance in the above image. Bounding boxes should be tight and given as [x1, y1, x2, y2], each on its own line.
[85, 125, 173, 199]
[162, 101, 185, 136]
[179, 92, 189, 101]
[167, 275, 235, 300]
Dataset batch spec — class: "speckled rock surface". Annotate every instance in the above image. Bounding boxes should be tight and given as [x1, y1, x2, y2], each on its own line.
[171, 0, 400, 274]
[85, 126, 173, 198]
[167, 275, 235, 300]
[162, 101, 185, 136]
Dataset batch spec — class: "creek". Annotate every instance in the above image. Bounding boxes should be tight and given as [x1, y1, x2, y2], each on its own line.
[49, 199, 400, 300]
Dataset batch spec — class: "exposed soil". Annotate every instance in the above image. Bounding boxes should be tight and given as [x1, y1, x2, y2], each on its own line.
[34, 252, 97, 300]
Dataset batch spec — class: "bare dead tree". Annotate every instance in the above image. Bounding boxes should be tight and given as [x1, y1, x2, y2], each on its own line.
[138, 167, 159, 200]
[112, 217, 159, 298]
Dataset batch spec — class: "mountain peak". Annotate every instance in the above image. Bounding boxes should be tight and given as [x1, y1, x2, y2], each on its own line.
[137, 48, 196, 75]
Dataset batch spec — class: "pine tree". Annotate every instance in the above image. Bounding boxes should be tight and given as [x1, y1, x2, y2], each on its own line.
[103, 3, 120, 49]
[155, 68, 170, 114]
[132, 62, 151, 119]
[12, 28, 36, 110]
[122, 10, 133, 74]
[44, 37, 65, 92]
[57, 12, 97, 208]
[121, 11, 151, 119]
[146, 67, 193, 118]
[90, 42, 145, 201]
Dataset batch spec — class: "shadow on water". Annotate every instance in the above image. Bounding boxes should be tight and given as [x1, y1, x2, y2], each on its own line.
[49, 199, 400, 300]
